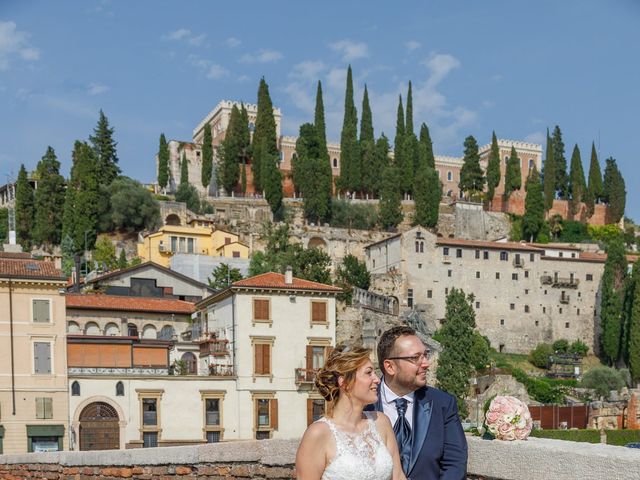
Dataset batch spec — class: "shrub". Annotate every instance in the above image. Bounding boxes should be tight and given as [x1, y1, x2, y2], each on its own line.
[530, 429, 640, 446]
[580, 366, 626, 398]
[552, 339, 569, 353]
[529, 343, 553, 369]
[569, 339, 589, 357]
[329, 199, 378, 230]
[511, 368, 565, 404]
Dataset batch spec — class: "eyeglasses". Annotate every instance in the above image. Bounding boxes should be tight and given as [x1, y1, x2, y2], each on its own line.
[387, 351, 431, 365]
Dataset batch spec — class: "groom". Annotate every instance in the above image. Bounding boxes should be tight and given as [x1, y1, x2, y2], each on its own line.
[368, 326, 467, 480]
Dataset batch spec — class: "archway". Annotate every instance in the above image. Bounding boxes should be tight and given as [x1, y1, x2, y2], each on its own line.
[308, 236, 328, 252]
[79, 402, 120, 451]
[165, 213, 181, 226]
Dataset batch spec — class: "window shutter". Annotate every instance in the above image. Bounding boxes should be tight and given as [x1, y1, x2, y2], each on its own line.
[254, 299, 270, 321]
[263, 345, 271, 375]
[306, 399, 313, 426]
[306, 345, 314, 371]
[36, 398, 44, 419]
[44, 398, 52, 419]
[254, 344, 263, 374]
[312, 302, 327, 322]
[270, 399, 278, 430]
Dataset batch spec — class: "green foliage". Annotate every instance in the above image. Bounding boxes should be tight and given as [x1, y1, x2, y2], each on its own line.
[419, 123, 435, 170]
[552, 125, 568, 199]
[93, 236, 117, 271]
[469, 332, 491, 371]
[0, 208, 7, 244]
[603, 157, 626, 224]
[627, 261, 640, 384]
[405, 81, 414, 136]
[130, 256, 142, 266]
[504, 146, 522, 199]
[89, 110, 120, 186]
[378, 163, 403, 230]
[587, 142, 604, 206]
[532, 429, 640, 446]
[329, 199, 378, 230]
[117, 249, 128, 270]
[360, 85, 374, 144]
[580, 366, 626, 398]
[337, 66, 360, 194]
[568, 144, 587, 216]
[208, 263, 244, 290]
[33, 147, 66, 247]
[201, 123, 213, 189]
[522, 166, 545, 241]
[511, 368, 565, 404]
[486, 131, 501, 203]
[105, 177, 161, 232]
[370, 135, 391, 197]
[15, 164, 35, 249]
[436, 288, 477, 417]
[557, 220, 590, 243]
[60, 234, 76, 277]
[458, 135, 485, 199]
[218, 104, 246, 195]
[413, 166, 441, 228]
[529, 343, 553, 369]
[509, 215, 523, 242]
[359, 85, 376, 197]
[336, 254, 370, 303]
[587, 224, 623, 245]
[314, 81, 330, 168]
[180, 152, 188, 185]
[252, 78, 279, 194]
[569, 340, 589, 357]
[175, 182, 201, 214]
[600, 239, 627, 364]
[542, 129, 556, 210]
[552, 339, 569, 353]
[394, 95, 411, 195]
[157, 133, 169, 189]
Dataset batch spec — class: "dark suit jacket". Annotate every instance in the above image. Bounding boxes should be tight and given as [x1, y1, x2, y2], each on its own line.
[366, 385, 468, 480]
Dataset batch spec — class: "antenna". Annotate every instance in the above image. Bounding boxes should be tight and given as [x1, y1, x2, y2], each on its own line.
[3, 172, 16, 245]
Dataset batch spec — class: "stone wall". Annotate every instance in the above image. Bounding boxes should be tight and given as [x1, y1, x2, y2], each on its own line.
[3, 436, 640, 480]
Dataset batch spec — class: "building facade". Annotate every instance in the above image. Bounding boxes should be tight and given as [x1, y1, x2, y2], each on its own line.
[0, 253, 68, 454]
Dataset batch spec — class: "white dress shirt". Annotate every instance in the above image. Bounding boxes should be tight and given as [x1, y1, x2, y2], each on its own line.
[381, 380, 415, 429]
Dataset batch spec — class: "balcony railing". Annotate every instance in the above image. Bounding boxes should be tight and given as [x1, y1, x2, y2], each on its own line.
[560, 294, 570, 304]
[540, 275, 553, 285]
[442, 255, 451, 264]
[552, 277, 580, 289]
[198, 339, 230, 357]
[513, 258, 525, 268]
[295, 368, 318, 386]
[208, 364, 234, 377]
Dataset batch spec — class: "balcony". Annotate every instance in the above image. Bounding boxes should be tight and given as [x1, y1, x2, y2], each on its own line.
[442, 255, 451, 264]
[540, 275, 553, 285]
[552, 277, 580, 289]
[198, 338, 229, 357]
[560, 294, 570, 304]
[208, 364, 234, 377]
[513, 258, 525, 268]
[158, 244, 172, 253]
[295, 368, 318, 386]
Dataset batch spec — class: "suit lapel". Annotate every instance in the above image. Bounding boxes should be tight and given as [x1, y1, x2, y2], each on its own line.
[408, 387, 432, 474]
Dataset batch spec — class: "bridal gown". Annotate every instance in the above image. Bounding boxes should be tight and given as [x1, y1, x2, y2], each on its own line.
[318, 411, 394, 480]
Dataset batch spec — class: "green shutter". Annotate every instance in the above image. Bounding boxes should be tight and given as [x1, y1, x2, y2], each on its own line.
[33, 299, 50, 323]
[26, 425, 64, 436]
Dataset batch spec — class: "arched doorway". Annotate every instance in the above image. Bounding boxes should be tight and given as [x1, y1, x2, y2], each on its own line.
[165, 214, 181, 226]
[79, 402, 120, 451]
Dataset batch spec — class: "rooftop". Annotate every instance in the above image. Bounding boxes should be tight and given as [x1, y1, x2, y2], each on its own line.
[232, 272, 342, 292]
[66, 294, 196, 314]
[0, 256, 65, 280]
[436, 237, 543, 252]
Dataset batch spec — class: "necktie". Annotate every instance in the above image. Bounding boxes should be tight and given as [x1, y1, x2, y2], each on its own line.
[393, 398, 412, 473]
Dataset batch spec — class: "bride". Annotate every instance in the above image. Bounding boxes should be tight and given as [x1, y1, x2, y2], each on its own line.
[295, 346, 406, 480]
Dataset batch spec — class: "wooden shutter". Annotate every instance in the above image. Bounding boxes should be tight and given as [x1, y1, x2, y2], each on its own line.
[306, 345, 314, 371]
[312, 302, 327, 323]
[254, 344, 263, 374]
[34, 342, 51, 374]
[263, 344, 271, 375]
[254, 299, 270, 321]
[33, 300, 50, 323]
[270, 399, 278, 430]
[36, 398, 44, 419]
[44, 398, 52, 419]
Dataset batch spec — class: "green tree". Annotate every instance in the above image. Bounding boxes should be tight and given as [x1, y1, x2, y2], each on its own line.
[486, 131, 501, 205]
[314, 81, 330, 166]
[60, 234, 76, 277]
[175, 182, 201, 214]
[93, 236, 117, 271]
[370, 134, 390, 197]
[0, 208, 8, 244]
[469, 332, 491, 371]
[393, 95, 411, 197]
[552, 126, 568, 199]
[335, 254, 370, 303]
[529, 343, 553, 369]
[522, 166, 545, 241]
[413, 150, 441, 229]
[378, 163, 403, 230]
[552, 339, 569, 353]
[580, 366, 626, 398]
[568, 144, 587, 216]
[33, 147, 65, 247]
[600, 239, 627, 365]
[504, 146, 522, 199]
[15, 164, 35, 249]
[117, 249, 128, 270]
[542, 129, 556, 211]
[157, 133, 169, 189]
[201, 123, 213, 190]
[218, 104, 243, 194]
[360, 85, 376, 197]
[569, 340, 589, 357]
[180, 152, 189, 185]
[337, 66, 360, 195]
[107, 177, 161, 232]
[62, 141, 100, 253]
[89, 110, 120, 186]
[459, 135, 485, 199]
[252, 78, 279, 194]
[436, 288, 477, 417]
[419, 123, 435, 170]
[586, 142, 603, 216]
[603, 157, 626, 224]
[208, 263, 244, 289]
[628, 261, 640, 384]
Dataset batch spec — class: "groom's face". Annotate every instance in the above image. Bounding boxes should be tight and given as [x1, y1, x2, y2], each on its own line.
[388, 335, 429, 392]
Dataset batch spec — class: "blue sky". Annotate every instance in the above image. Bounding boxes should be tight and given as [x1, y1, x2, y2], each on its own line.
[1, 1, 639, 219]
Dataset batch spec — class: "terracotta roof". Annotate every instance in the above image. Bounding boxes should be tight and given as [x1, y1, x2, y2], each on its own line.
[0, 257, 65, 280]
[66, 294, 196, 314]
[0, 252, 32, 259]
[530, 242, 583, 251]
[436, 238, 543, 252]
[364, 233, 402, 249]
[232, 272, 342, 292]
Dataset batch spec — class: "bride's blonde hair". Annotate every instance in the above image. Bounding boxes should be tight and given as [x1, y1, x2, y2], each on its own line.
[315, 345, 372, 416]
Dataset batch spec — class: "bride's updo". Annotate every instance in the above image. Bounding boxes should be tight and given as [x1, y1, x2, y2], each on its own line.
[315, 345, 372, 416]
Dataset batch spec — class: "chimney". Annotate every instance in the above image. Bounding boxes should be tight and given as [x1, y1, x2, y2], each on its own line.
[285, 266, 293, 285]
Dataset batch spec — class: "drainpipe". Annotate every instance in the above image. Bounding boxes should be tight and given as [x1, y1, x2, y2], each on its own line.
[9, 278, 16, 415]
[231, 292, 236, 376]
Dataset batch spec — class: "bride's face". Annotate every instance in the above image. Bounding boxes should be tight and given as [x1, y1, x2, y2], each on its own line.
[348, 359, 380, 404]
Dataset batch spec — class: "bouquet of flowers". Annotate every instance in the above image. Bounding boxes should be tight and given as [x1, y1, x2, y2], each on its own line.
[483, 395, 533, 441]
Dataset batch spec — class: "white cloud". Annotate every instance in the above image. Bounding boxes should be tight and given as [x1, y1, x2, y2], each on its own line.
[0, 21, 40, 70]
[330, 39, 369, 62]
[187, 54, 229, 80]
[206, 64, 229, 80]
[524, 131, 546, 145]
[87, 83, 109, 96]
[423, 53, 460, 88]
[239, 49, 283, 64]
[165, 28, 206, 46]
[290, 60, 325, 80]
[167, 28, 190, 41]
[405, 40, 421, 52]
[226, 37, 241, 48]
[237, 75, 250, 83]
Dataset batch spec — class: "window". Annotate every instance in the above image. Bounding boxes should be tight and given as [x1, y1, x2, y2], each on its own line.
[187, 238, 195, 253]
[225, 237, 231, 245]
[116, 381, 124, 396]
[456, 249, 462, 258]
[35, 397, 53, 419]
[577, 309, 580, 315]
[205, 399, 220, 426]
[253, 298, 271, 322]
[500, 319, 505, 326]
[483, 251, 489, 260]
[586, 274, 593, 281]
[524, 305, 530, 313]
[418, 263, 422, 269]
[179, 237, 186, 253]
[407, 289, 413, 308]
[476, 271, 480, 279]
[143, 432, 158, 448]
[71, 381, 80, 396]
[559, 308, 563, 314]
[311, 301, 328, 324]
[559, 252, 564, 258]
[333, 158, 338, 168]
[206, 431, 220, 443]
[307, 345, 328, 371]
[253, 339, 273, 376]
[142, 399, 157, 426]
[443, 247, 449, 256]
[475, 250, 480, 259]
[32, 299, 50, 323]
[427, 290, 432, 299]
[529, 159, 534, 170]
[448, 270, 452, 277]
[512, 273, 518, 280]
[447, 171, 452, 181]
[495, 272, 500, 279]
[543, 307, 546, 314]
[510, 303, 515, 310]
[475, 301, 480, 309]
[307, 399, 325, 426]
[254, 396, 278, 439]
[445, 288, 449, 295]
[565, 322, 570, 328]
[34, 342, 51, 374]
[500, 251, 508, 261]
[181, 352, 197, 375]
[544, 290, 547, 295]
[535, 320, 539, 326]
[571, 253, 576, 258]
[530, 253, 535, 262]
[525, 271, 529, 278]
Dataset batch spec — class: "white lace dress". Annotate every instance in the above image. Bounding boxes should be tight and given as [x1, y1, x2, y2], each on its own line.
[318, 411, 394, 480]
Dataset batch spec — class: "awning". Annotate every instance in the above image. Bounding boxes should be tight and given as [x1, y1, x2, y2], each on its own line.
[26, 425, 64, 437]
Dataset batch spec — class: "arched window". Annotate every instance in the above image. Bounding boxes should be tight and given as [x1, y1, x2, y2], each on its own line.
[159, 325, 175, 341]
[71, 381, 80, 396]
[529, 159, 534, 170]
[105, 323, 120, 336]
[142, 324, 157, 339]
[116, 381, 124, 396]
[181, 352, 197, 375]
[447, 171, 452, 181]
[67, 321, 80, 334]
[333, 158, 338, 168]
[505, 156, 509, 165]
[85, 322, 100, 335]
[128, 323, 138, 337]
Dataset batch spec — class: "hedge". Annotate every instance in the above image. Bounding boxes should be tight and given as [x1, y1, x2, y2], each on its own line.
[531, 429, 640, 446]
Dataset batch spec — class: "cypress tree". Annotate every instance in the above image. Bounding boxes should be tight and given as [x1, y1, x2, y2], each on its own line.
[241, 162, 247, 195]
[403, 82, 419, 195]
[419, 123, 435, 169]
[628, 261, 640, 384]
[117, 249, 128, 270]
[458, 135, 485, 199]
[15, 164, 35, 249]
[394, 95, 411, 196]
[360, 85, 376, 196]
[551, 125, 568, 199]
[295, 123, 331, 223]
[600, 239, 627, 365]
[504, 146, 522, 199]
[157, 133, 169, 190]
[603, 157, 626, 224]
[405, 81, 414, 137]
[360, 85, 374, 144]
[239, 104, 250, 195]
[371, 134, 390, 197]
[378, 163, 403, 230]
[486, 131, 501, 204]
[252, 77, 279, 195]
[337, 65, 360, 195]
[522, 166, 545, 241]
[219, 104, 242, 194]
[413, 144, 441, 229]
[180, 152, 189, 185]
[33, 147, 65, 247]
[587, 142, 604, 202]
[314, 81, 329, 163]
[543, 129, 556, 210]
[201, 123, 213, 189]
[89, 110, 120, 186]
[568, 144, 587, 216]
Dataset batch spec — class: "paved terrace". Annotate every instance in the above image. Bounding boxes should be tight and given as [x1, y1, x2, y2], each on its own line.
[1, 436, 639, 479]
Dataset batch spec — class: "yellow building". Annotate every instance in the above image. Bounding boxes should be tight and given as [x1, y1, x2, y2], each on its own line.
[138, 226, 249, 268]
[0, 253, 68, 454]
